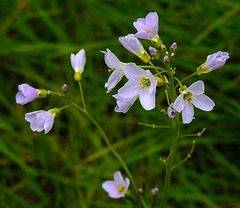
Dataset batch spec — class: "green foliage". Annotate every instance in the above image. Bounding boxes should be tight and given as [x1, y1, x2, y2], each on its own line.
[0, 0, 240, 207]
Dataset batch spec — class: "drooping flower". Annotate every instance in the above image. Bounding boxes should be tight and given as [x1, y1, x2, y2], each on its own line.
[197, 51, 229, 75]
[102, 171, 130, 199]
[113, 94, 137, 113]
[102, 49, 125, 93]
[16, 84, 47, 105]
[118, 63, 157, 111]
[118, 34, 150, 63]
[173, 80, 215, 124]
[167, 103, 177, 119]
[70, 49, 86, 81]
[25, 108, 60, 134]
[133, 12, 159, 40]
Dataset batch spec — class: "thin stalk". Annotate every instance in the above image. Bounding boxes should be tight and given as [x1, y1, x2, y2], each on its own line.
[78, 81, 86, 110]
[160, 63, 180, 208]
[175, 72, 197, 89]
[69, 100, 148, 208]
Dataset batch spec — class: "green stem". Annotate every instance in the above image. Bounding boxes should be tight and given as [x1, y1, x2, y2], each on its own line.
[175, 72, 198, 89]
[160, 63, 180, 208]
[69, 100, 147, 208]
[78, 81, 86, 110]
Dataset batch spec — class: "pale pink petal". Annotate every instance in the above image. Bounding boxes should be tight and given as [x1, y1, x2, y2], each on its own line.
[139, 88, 156, 110]
[123, 63, 145, 79]
[102, 49, 123, 70]
[173, 94, 185, 112]
[105, 69, 124, 93]
[44, 115, 55, 134]
[188, 80, 204, 95]
[192, 94, 215, 111]
[102, 181, 119, 198]
[114, 171, 125, 185]
[118, 78, 141, 98]
[182, 102, 194, 124]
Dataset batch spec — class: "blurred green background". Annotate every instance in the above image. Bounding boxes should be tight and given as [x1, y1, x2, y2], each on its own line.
[0, 0, 240, 207]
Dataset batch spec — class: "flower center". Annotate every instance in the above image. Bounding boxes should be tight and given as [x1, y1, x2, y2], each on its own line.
[140, 76, 151, 88]
[117, 184, 125, 193]
[182, 91, 193, 103]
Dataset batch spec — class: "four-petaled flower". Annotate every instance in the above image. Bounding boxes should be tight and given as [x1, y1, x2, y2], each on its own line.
[173, 80, 215, 124]
[102, 49, 125, 93]
[197, 51, 229, 75]
[119, 34, 150, 63]
[133, 12, 159, 40]
[102, 171, 130, 199]
[71, 49, 86, 81]
[118, 63, 157, 111]
[25, 108, 60, 134]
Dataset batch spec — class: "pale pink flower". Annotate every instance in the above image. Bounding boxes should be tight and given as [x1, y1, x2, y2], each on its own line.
[133, 12, 159, 40]
[16, 84, 39, 105]
[102, 171, 130, 199]
[118, 63, 157, 111]
[173, 81, 215, 124]
[25, 108, 60, 134]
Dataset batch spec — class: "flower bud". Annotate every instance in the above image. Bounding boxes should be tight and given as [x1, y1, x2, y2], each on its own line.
[160, 44, 166, 52]
[197, 51, 229, 75]
[62, 84, 69, 92]
[151, 187, 159, 195]
[167, 103, 177, 118]
[170, 42, 177, 52]
[163, 56, 169, 63]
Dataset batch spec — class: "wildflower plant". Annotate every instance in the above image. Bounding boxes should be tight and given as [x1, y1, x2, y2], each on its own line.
[16, 11, 229, 208]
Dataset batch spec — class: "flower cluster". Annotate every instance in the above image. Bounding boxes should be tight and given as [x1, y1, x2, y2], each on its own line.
[16, 49, 86, 133]
[103, 12, 229, 124]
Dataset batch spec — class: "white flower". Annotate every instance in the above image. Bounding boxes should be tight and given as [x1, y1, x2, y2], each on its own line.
[70, 49, 86, 74]
[102, 171, 130, 199]
[118, 63, 157, 111]
[102, 49, 125, 93]
[113, 94, 137, 113]
[197, 51, 229, 75]
[25, 108, 60, 134]
[118, 34, 150, 63]
[173, 80, 215, 124]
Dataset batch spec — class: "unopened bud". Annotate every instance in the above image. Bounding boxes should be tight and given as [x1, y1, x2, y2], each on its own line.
[138, 188, 143, 194]
[160, 44, 166, 52]
[163, 56, 169, 63]
[62, 84, 68, 92]
[151, 187, 159, 195]
[170, 42, 177, 52]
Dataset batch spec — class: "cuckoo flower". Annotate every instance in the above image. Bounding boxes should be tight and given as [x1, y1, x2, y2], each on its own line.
[197, 51, 229, 75]
[102, 171, 130, 199]
[113, 94, 137, 113]
[173, 80, 215, 124]
[133, 12, 159, 40]
[25, 108, 60, 134]
[70, 49, 86, 81]
[102, 49, 125, 93]
[118, 63, 157, 111]
[16, 84, 47, 105]
[119, 34, 150, 63]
